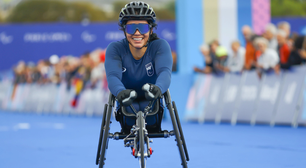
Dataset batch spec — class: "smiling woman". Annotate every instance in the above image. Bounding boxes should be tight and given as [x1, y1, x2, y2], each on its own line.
[104, 1, 172, 131]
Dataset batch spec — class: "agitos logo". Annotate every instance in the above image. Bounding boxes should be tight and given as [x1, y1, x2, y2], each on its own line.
[0, 32, 13, 45]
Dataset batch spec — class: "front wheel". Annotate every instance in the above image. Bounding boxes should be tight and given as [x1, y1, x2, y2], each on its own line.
[138, 113, 146, 168]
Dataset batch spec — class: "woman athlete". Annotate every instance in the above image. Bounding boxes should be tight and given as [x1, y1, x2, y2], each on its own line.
[105, 1, 173, 133]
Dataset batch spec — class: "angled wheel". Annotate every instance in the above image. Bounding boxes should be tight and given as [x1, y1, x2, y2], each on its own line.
[173, 101, 190, 161]
[138, 113, 146, 168]
[96, 104, 108, 165]
[164, 90, 188, 168]
[98, 104, 113, 168]
[168, 103, 188, 168]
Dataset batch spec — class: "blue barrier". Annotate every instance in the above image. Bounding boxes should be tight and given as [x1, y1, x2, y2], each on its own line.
[235, 71, 260, 123]
[253, 72, 283, 124]
[0, 80, 110, 116]
[273, 66, 306, 125]
[298, 73, 306, 125]
[185, 65, 306, 126]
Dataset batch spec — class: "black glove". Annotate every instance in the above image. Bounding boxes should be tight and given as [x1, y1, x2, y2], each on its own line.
[116, 89, 137, 106]
[142, 83, 162, 100]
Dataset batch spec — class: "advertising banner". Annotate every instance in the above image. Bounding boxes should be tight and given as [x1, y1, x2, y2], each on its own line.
[0, 22, 176, 71]
[185, 74, 211, 122]
[217, 73, 242, 123]
[298, 67, 306, 125]
[273, 66, 306, 125]
[234, 71, 260, 123]
[200, 74, 227, 122]
[253, 72, 283, 124]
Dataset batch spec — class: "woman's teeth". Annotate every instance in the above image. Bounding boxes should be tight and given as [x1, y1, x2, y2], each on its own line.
[133, 38, 142, 41]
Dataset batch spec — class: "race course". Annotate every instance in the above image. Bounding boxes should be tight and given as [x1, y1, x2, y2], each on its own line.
[0, 111, 305, 168]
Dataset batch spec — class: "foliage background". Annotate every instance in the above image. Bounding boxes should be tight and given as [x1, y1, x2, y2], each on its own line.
[2, 0, 175, 23]
[271, 0, 306, 17]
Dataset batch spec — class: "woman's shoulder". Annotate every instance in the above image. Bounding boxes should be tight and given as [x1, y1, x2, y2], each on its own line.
[107, 38, 128, 51]
[149, 38, 170, 49]
[150, 38, 168, 45]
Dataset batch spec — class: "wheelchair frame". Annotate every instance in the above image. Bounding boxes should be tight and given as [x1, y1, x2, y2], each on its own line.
[95, 90, 189, 168]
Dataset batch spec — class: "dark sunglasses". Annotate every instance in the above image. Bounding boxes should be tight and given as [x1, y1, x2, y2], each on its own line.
[125, 23, 151, 35]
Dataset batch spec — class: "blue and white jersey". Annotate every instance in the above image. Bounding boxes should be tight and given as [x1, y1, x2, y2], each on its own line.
[105, 38, 173, 100]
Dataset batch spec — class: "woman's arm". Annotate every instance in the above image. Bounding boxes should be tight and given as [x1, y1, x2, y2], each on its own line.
[154, 39, 173, 94]
[105, 42, 126, 96]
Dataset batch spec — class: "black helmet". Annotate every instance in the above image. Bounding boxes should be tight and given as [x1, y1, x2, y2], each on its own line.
[119, 1, 156, 25]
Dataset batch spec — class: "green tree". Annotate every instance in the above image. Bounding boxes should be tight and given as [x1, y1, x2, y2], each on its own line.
[108, 1, 129, 21]
[109, 0, 176, 21]
[154, 8, 175, 20]
[6, 0, 108, 23]
[0, 13, 3, 23]
[271, 0, 306, 16]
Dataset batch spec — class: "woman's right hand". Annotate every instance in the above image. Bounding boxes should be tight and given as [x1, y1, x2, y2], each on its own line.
[116, 89, 137, 106]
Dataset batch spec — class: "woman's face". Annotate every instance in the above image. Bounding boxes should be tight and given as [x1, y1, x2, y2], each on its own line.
[125, 20, 151, 49]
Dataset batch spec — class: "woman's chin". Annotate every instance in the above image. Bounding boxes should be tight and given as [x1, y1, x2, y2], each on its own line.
[132, 43, 144, 49]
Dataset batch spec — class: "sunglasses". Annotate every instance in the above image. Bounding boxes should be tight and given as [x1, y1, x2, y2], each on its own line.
[125, 23, 151, 35]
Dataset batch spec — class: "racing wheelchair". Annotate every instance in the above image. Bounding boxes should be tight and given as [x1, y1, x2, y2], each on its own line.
[95, 85, 189, 168]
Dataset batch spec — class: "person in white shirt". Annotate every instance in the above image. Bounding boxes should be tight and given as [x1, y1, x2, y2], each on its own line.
[254, 37, 280, 77]
[263, 23, 278, 51]
[226, 40, 245, 73]
[277, 21, 291, 39]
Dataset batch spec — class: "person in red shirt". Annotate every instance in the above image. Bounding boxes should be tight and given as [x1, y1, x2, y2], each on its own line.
[241, 25, 257, 70]
[277, 30, 290, 66]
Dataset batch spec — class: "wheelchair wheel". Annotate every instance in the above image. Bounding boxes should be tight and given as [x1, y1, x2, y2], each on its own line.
[98, 104, 113, 168]
[173, 101, 190, 161]
[96, 104, 108, 165]
[138, 113, 146, 168]
[167, 102, 188, 168]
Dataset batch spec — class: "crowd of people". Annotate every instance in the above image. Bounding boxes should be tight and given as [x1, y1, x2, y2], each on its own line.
[194, 21, 306, 77]
[12, 49, 106, 89]
[10, 49, 107, 107]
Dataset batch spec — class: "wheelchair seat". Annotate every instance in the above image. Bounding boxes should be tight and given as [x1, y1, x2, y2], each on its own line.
[115, 99, 164, 134]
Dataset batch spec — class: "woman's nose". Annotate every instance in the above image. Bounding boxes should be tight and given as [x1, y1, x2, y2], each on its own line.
[134, 29, 141, 35]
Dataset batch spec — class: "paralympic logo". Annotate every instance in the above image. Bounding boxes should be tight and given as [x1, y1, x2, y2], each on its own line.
[81, 31, 96, 43]
[0, 32, 13, 44]
[161, 29, 176, 41]
[105, 31, 125, 40]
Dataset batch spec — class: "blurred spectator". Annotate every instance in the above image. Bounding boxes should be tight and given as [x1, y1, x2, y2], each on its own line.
[49, 55, 60, 84]
[90, 49, 106, 87]
[194, 44, 213, 74]
[277, 30, 290, 68]
[254, 37, 280, 76]
[65, 56, 81, 90]
[209, 39, 219, 59]
[242, 25, 257, 70]
[26, 62, 41, 83]
[13, 61, 27, 84]
[281, 36, 306, 69]
[277, 21, 291, 39]
[263, 23, 278, 51]
[11, 61, 27, 99]
[225, 40, 245, 73]
[215, 46, 228, 73]
[171, 51, 177, 72]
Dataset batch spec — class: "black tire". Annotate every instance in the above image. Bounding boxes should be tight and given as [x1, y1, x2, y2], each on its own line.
[168, 103, 188, 168]
[96, 104, 108, 165]
[139, 114, 145, 168]
[173, 101, 190, 161]
[99, 104, 112, 168]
